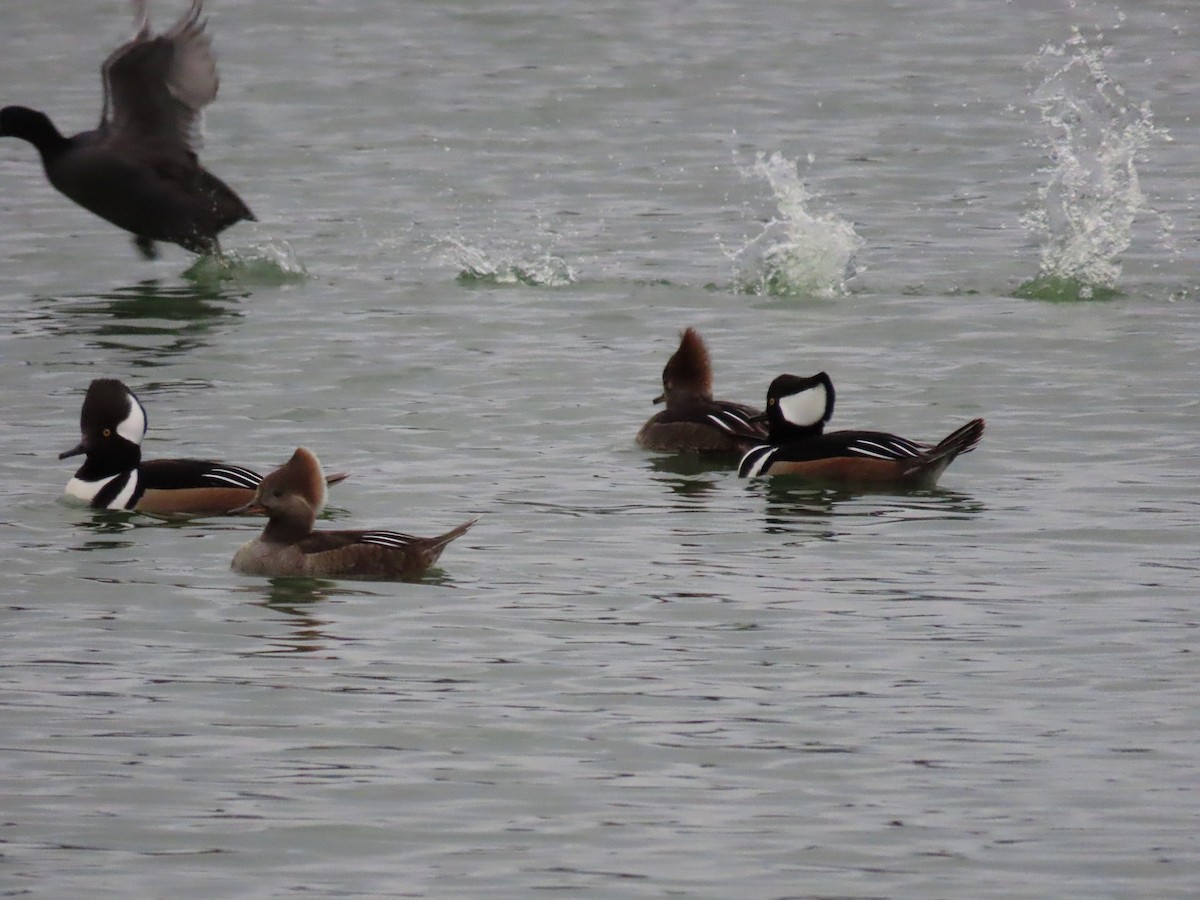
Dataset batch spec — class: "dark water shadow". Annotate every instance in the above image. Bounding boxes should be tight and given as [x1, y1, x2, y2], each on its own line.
[32, 278, 248, 365]
[241, 578, 350, 656]
[645, 453, 741, 477]
[63, 507, 142, 551]
[232, 569, 463, 656]
[643, 453, 739, 503]
[749, 477, 985, 536]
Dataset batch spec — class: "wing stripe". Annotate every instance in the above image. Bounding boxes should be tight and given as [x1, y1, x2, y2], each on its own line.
[359, 531, 419, 548]
[706, 408, 760, 436]
[204, 466, 262, 489]
[850, 438, 922, 460]
[705, 413, 737, 435]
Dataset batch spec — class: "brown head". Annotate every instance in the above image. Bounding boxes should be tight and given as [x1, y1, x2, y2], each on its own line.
[655, 327, 713, 406]
[246, 447, 328, 540]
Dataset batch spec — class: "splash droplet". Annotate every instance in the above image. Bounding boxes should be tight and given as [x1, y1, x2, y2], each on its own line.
[1019, 29, 1171, 297]
[727, 151, 862, 298]
[439, 235, 577, 287]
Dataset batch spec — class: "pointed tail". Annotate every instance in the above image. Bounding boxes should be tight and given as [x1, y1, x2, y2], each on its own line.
[904, 418, 985, 483]
[430, 518, 479, 552]
[932, 417, 985, 460]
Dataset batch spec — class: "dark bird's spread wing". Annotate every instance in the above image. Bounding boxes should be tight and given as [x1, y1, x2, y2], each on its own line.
[100, 0, 218, 157]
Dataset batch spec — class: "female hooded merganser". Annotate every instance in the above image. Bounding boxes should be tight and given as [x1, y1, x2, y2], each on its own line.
[737, 372, 985, 487]
[636, 327, 767, 454]
[60, 378, 346, 516]
[0, 0, 254, 259]
[231, 447, 477, 580]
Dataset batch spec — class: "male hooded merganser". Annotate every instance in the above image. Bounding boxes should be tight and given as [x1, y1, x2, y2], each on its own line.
[737, 372, 985, 487]
[0, 0, 254, 258]
[231, 447, 477, 580]
[60, 378, 346, 515]
[636, 327, 767, 454]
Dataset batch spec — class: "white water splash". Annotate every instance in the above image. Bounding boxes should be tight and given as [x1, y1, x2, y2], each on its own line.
[1021, 28, 1171, 295]
[184, 241, 309, 285]
[438, 235, 577, 287]
[728, 151, 862, 298]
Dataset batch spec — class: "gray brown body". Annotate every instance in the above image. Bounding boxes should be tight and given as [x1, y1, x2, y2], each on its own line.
[636, 401, 764, 454]
[233, 519, 476, 580]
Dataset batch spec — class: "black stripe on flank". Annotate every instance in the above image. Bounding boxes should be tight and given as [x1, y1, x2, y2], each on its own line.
[93, 470, 140, 509]
[738, 445, 777, 478]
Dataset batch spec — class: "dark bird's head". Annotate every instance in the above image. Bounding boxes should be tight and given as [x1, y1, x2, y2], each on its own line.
[0, 105, 64, 153]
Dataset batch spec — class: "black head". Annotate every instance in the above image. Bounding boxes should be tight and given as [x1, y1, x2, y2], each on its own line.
[59, 378, 148, 463]
[763, 372, 835, 441]
[0, 105, 64, 149]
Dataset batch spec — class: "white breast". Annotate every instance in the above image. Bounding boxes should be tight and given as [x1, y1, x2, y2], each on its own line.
[65, 473, 118, 505]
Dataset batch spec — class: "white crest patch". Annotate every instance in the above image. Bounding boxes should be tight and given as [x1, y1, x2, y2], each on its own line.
[117, 396, 148, 445]
[777, 384, 829, 427]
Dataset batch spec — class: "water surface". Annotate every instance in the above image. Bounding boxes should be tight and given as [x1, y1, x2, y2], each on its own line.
[1, 1, 1197, 897]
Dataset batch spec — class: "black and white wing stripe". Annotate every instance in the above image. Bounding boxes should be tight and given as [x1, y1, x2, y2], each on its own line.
[142, 459, 264, 491]
[705, 407, 758, 436]
[843, 435, 925, 461]
[201, 464, 262, 490]
[358, 531, 421, 549]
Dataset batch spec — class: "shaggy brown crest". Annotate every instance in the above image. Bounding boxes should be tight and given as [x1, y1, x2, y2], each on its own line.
[260, 447, 329, 518]
[659, 327, 713, 402]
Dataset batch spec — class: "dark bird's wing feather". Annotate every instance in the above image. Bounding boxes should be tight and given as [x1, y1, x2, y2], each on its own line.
[100, 0, 218, 157]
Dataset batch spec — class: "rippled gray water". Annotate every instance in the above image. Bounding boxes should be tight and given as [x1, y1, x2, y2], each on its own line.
[2, 1, 1198, 897]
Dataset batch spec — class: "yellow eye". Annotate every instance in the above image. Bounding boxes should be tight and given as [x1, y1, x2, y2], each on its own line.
[102, 428, 112, 437]
[768, 398, 776, 406]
